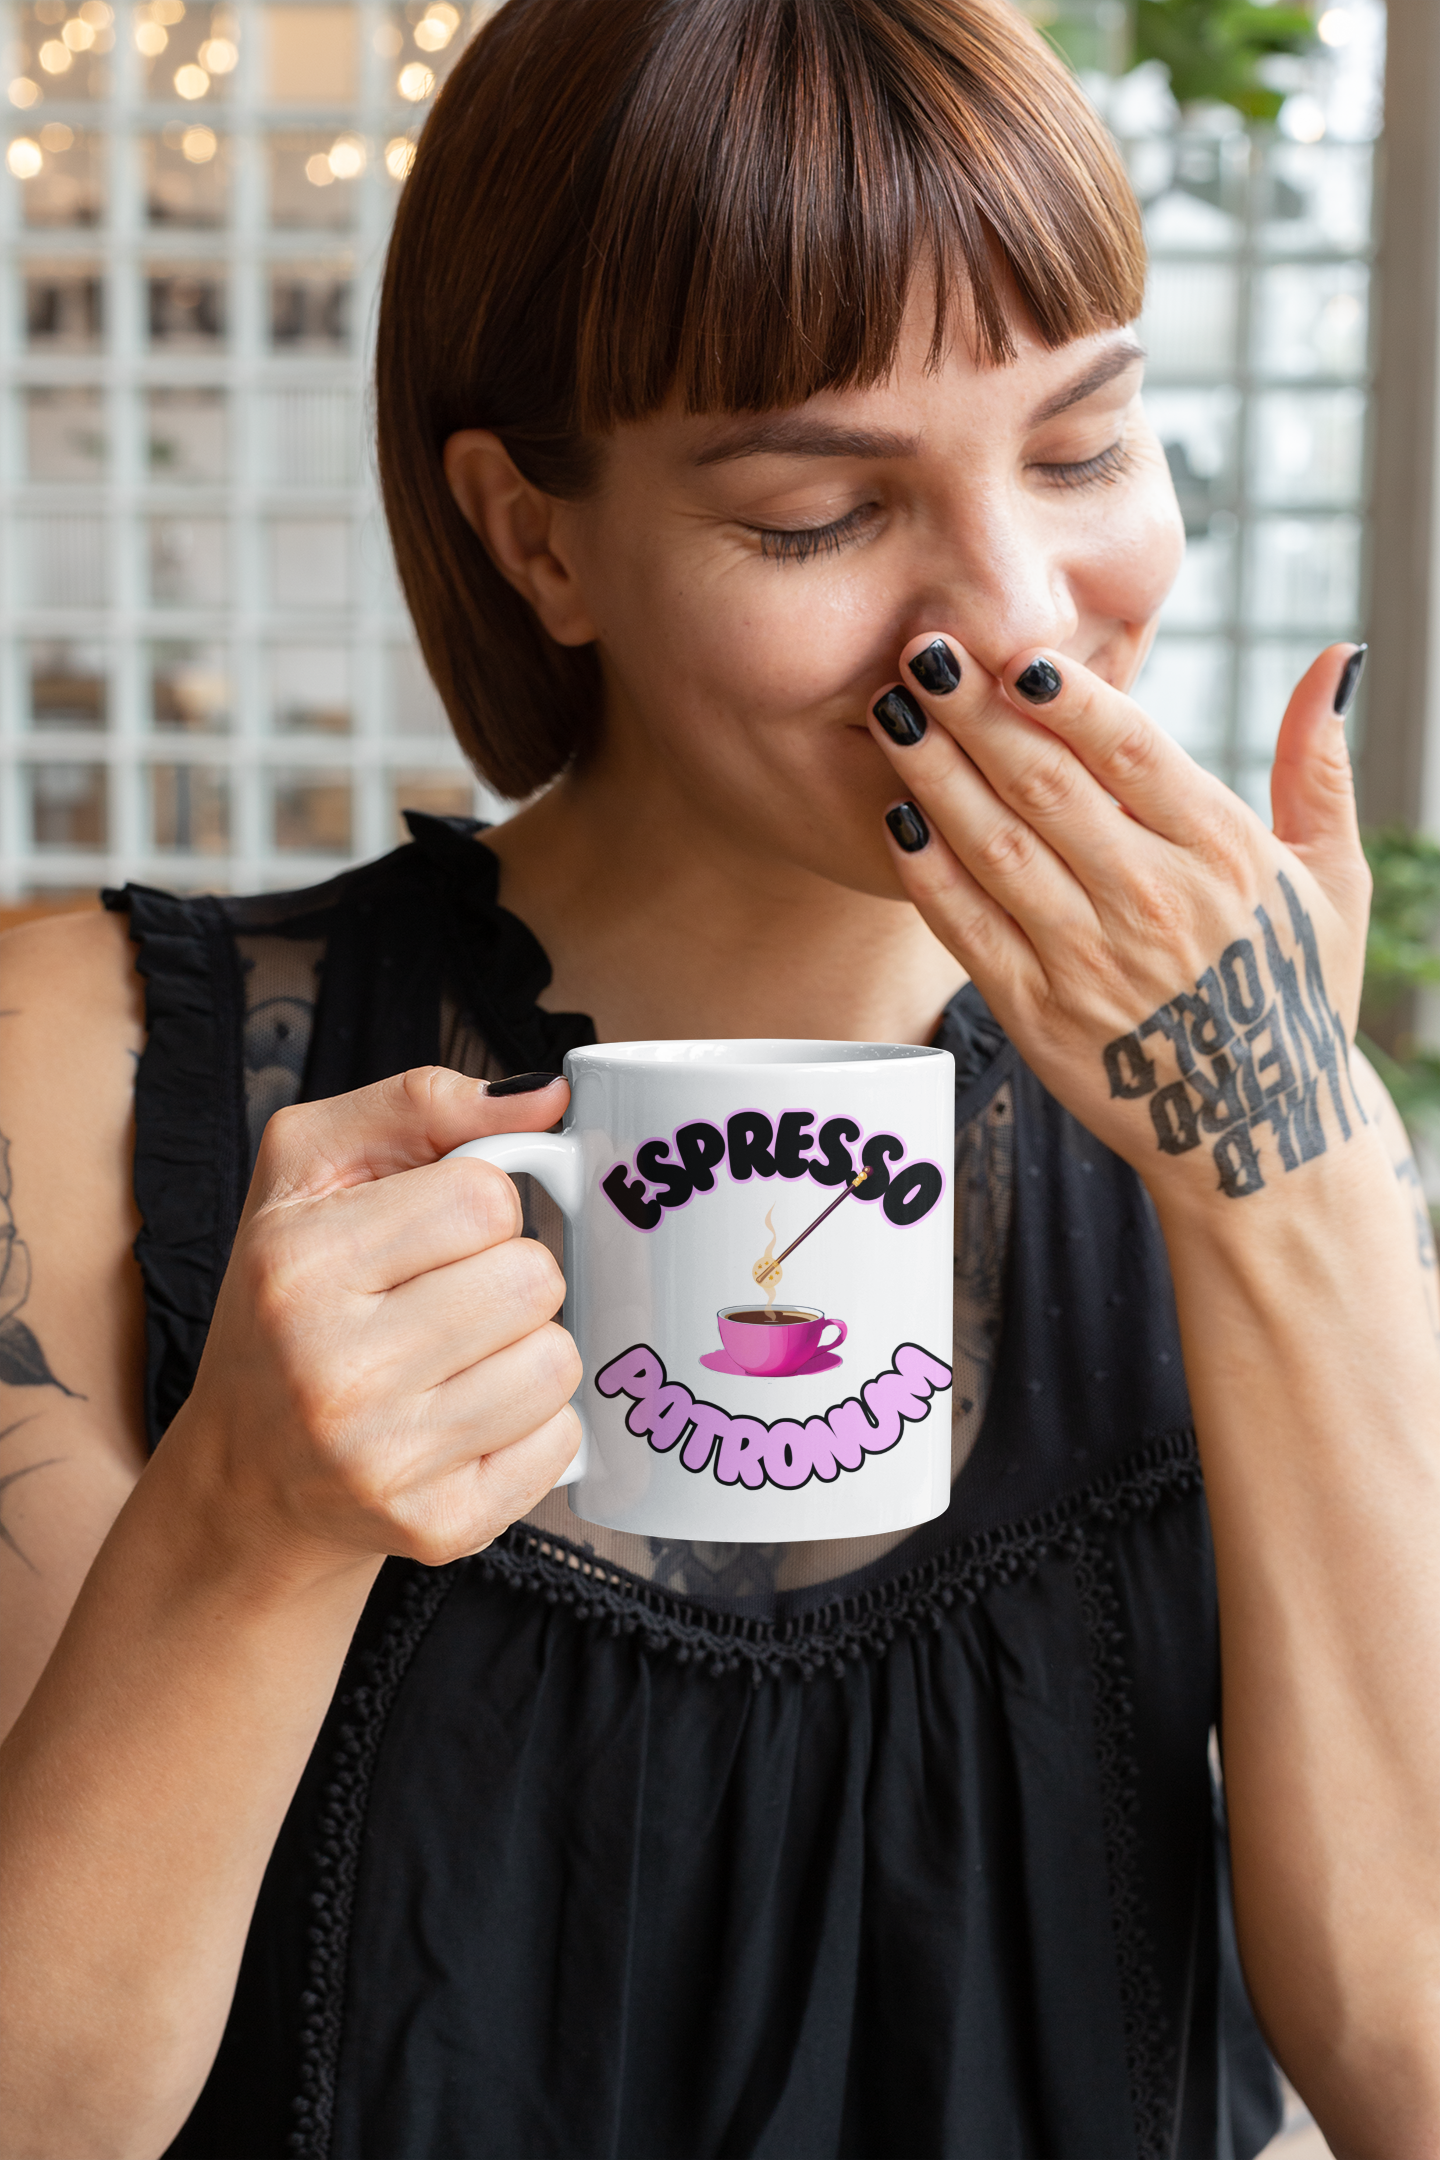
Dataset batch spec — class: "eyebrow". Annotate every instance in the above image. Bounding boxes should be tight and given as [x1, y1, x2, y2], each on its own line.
[691, 420, 921, 467]
[689, 336, 1146, 470]
[1024, 337, 1146, 428]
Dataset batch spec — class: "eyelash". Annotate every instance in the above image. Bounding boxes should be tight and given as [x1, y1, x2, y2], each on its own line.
[1029, 439, 1134, 491]
[751, 440, 1134, 563]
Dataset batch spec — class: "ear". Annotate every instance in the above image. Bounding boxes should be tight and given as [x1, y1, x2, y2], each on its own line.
[443, 430, 597, 647]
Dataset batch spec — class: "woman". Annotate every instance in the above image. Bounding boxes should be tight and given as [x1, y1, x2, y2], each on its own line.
[2, 0, 1438, 2153]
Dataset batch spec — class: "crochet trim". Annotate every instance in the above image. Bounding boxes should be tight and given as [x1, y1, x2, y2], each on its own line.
[1075, 1533, 1177, 2160]
[288, 1563, 460, 2159]
[475, 1427, 1202, 1685]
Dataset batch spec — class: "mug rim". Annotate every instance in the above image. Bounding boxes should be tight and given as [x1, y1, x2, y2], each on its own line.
[568, 1037, 949, 1074]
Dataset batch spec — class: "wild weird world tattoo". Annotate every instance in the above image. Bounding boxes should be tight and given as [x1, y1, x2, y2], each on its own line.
[1101, 870, 1366, 1198]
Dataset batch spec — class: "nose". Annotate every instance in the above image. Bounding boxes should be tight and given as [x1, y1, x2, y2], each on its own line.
[904, 492, 1080, 677]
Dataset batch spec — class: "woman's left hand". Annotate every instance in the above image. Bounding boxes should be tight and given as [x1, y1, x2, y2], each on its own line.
[870, 635, 1374, 1216]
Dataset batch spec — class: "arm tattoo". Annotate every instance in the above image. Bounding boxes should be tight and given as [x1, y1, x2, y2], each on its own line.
[0, 1129, 79, 1395]
[0, 1418, 62, 1571]
[1101, 870, 1367, 1198]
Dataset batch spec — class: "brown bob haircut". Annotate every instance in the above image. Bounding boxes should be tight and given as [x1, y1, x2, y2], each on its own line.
[376, 0, 1146, 801]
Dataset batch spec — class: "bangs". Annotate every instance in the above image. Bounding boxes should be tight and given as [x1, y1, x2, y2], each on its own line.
[569, 0, 1147, 427]
[378, 0, 1148, 800]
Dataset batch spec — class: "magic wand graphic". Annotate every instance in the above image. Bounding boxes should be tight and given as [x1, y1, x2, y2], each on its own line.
[752, 1166, 870, 1285]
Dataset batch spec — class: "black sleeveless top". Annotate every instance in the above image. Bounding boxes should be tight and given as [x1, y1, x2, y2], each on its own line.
[105, 814, 1281, 2160]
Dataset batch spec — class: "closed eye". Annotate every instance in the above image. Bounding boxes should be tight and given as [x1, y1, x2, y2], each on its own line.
[1029, 440, 1134, 491]
[745, 501, 879, 564]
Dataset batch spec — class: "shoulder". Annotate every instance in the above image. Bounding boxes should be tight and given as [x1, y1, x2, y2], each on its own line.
[0, 908, 148, 1735]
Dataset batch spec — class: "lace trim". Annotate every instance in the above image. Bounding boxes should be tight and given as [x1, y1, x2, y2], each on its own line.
[288, 1563, 460, 2159]
[476, 1428, 1203, 1684]
[1075, 1534, 1177, 2160]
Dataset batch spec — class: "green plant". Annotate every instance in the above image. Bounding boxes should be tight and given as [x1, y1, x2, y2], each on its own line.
[1358, 826, 1440, 1143]
[1132, 0, 1317, 119]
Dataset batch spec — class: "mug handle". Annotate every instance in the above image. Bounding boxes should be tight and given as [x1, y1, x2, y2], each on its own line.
[443, 1129, 589, 1485]
[816, 1318, 848, 1353]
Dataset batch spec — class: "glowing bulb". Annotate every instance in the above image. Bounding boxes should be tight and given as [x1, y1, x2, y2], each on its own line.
[79, 2, 114, 24]
[62, 17, 96, 49]
[38, 120, 72, 148]
[413, 16, 451, 50]
[153, 0, 186, 22]
[305, 151, 334, 187]
[181, 123, 216, 161]
[6, 136, 43, 178]
[327, 134, 365, 179]
[1280, 93, 1326, 143]
[397, 61, 433, 100]
[1317, 7, 1352, 43]
[39, 38, 73, 71]
[174, 61, 209, 97]
[198, 35, 236, 72]
[134, 19, 167, 53]
[8, 76, 41, 106]
[384, 135, 415, 180]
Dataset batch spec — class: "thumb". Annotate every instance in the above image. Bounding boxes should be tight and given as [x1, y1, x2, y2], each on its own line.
[245, 1065, 570, 1218]
[1270, 642, 1367, 880]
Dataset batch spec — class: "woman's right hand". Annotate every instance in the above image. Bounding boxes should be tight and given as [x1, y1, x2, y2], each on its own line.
[174, 1064, 582, 1573]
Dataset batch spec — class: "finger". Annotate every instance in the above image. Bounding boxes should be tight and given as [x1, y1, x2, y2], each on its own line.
[281, 1150, 532, 1297]
[868, 672, 1097, 945]
[404, 1321, 583, 1478]
[420, 1405, 584, 1565]
[880, 795, 1049, 1007]
[377, 1233, 566, 1388]
[891, 633, 1146, 891]
[245, 1065, 570, 1220]
[999, 645, 1237, 849]
[1271, 642, 1366, 877]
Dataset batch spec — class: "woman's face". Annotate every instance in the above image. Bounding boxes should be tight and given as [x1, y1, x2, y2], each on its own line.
[526, 295, 1183, 898]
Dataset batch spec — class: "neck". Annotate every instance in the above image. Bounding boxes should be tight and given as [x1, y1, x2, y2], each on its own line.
[483, 756, 965, 1049]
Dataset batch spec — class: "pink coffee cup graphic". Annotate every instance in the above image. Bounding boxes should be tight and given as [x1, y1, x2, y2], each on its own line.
[715, 1305, 848, 1377]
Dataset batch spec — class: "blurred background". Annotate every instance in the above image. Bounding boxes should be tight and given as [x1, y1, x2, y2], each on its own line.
[0, 0, 1438, 1192]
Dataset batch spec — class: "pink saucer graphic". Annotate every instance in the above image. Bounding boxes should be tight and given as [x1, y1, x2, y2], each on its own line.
[700, 1347, 845, 1378]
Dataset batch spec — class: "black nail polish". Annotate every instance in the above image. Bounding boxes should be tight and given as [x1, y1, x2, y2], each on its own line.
[908, 639, 962, 696]
[872, 687, 927, 747]
[1014, 657, 1062, 704]
[886, 801, 930, 853]
[489, 1070, 562, 1096]
[1333, 643, 1367, 717]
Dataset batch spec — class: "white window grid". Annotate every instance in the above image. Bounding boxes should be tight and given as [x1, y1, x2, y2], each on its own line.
[0, 0, 503, 901]
[1, 1, 1384, 898]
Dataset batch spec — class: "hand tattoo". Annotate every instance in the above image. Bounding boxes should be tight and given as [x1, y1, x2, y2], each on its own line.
[1101, 871, 1366, 1198]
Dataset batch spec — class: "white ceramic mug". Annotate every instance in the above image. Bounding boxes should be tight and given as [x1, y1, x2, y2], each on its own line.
[447, 1040, 955, 1541]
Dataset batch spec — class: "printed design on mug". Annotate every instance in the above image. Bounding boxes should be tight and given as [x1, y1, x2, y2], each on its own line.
[601, 1103, 945, 1380]
[595, 1342, 954, 1493]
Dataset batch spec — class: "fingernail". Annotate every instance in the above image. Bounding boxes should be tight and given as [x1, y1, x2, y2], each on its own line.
[486, 1070, 562, 1096]
[1333, 643, 1367, 718]
[1014, 657, 1062, 704]
[885, 801, 930, 853]
[908, 639, 962, 696]
[872, 687, 927, 746]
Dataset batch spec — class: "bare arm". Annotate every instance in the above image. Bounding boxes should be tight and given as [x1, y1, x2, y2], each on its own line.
[0, 915, 580, 2159]
[868, 634, 1440, 2158]
[1158, 1051, 1440, 2160]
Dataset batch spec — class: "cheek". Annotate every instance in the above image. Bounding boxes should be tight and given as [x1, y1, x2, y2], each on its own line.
[594, 535, 893, 741]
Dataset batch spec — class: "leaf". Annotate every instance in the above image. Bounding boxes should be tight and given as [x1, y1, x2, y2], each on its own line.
[0, 1314, 79, 1395]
